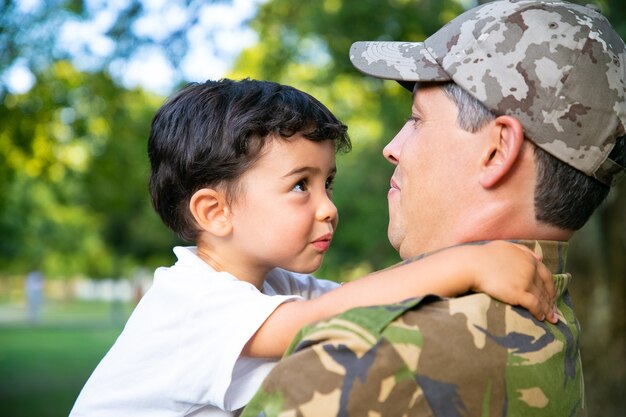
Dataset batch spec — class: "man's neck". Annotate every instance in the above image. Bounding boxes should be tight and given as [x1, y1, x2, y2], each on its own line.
[408, 239, 569, 275]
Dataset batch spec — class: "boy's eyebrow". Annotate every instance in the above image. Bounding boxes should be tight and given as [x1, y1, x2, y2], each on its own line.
[282, 165, 337, 178]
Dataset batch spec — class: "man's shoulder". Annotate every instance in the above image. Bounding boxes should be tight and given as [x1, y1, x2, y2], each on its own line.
[243, 293, 583, 417]
[299, 293, 581, 407]
[298, 291, 573, 362]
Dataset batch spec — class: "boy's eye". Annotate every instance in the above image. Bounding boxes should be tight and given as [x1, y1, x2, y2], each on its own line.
[292, 180, 307, 192]
[325, 176, 335, 191]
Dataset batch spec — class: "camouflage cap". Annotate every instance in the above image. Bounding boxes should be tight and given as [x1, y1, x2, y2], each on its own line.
[350, 0, 626, 186]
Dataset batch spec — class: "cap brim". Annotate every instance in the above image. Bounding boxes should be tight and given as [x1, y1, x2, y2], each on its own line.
[349, 41, 451, 88]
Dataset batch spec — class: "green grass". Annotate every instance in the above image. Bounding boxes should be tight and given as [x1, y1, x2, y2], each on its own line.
[0, 300, 133, 417]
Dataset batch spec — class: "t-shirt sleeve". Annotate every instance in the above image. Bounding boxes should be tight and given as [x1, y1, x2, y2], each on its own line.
[171, 277, 302, 410]
[265, 269, 340, 300]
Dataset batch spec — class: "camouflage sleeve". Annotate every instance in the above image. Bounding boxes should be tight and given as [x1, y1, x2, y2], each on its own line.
[241, 289, 584, 417]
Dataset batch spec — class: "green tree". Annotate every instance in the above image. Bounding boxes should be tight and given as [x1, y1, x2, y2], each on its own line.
[0, 61, 177, 278]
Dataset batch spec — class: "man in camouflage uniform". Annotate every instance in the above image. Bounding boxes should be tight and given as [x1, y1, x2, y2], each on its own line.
[241, 1, 626, 416]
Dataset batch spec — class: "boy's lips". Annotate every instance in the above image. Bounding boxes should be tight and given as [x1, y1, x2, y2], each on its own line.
[390, 178, 400, 190]
[312, 233, 333, 251]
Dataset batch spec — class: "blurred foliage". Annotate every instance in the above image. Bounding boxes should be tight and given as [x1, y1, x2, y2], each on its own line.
[0, 0, 229, 98]
[0, 0, 624, 414]
[0, 62, 178, 277]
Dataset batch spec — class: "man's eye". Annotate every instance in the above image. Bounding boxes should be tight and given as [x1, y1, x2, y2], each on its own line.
[406, 115, 421, 127]
[292, 180, 307, 192]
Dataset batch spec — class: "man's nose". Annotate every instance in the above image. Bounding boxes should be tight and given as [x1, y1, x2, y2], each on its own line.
[383, 129, 405, 165]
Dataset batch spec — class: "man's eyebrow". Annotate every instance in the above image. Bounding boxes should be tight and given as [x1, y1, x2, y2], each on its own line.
[412, 99, 425, 116]
[410, 107, 423, 118]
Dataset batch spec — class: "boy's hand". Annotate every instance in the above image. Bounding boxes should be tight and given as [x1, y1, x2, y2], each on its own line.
[470, 241, 557, 324]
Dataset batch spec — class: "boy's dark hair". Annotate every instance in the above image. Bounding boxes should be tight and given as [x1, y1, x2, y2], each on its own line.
[148, 78, 350, 243]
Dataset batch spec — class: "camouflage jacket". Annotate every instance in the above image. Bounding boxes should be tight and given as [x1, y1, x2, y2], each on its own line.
[241, 240, 584, 417]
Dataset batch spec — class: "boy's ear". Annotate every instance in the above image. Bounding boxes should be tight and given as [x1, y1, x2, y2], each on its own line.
[479, 115, 525, 189]
[189, 188, 233, 237]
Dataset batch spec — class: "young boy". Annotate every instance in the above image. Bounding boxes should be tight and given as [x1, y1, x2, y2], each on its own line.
[69, 79, 555, 417]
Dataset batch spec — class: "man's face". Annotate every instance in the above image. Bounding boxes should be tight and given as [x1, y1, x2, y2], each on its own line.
[383, 85, 481, 258]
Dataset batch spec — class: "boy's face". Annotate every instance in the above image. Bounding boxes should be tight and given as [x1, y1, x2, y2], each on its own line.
[229, 134, 338, 276]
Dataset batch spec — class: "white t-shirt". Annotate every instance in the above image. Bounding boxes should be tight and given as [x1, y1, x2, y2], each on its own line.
[69, 246, 339, 417]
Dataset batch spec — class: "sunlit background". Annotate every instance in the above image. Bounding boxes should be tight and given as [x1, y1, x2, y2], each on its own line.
[1, 0, 624, 415]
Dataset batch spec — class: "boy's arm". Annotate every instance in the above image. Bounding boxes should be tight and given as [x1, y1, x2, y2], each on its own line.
[242, 241, 555, 358]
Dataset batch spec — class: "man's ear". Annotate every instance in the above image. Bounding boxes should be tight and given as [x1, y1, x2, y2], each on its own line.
[189, 188, 233, 237]
[479, 115, 525, 189]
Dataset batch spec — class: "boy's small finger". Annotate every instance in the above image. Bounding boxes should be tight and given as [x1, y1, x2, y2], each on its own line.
[549, 305, 559, 324]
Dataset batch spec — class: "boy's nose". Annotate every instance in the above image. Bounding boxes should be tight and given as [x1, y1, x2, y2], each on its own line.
[317, 194, 338, 225]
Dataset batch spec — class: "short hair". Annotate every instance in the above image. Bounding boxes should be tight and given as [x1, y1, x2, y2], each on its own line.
[148, 78, 350, 242]
[439, 82, 616, 231]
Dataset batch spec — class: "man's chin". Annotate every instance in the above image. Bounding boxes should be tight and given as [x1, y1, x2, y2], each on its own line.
[398, 247, 412, 261]
[387, 230, 402, 256]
